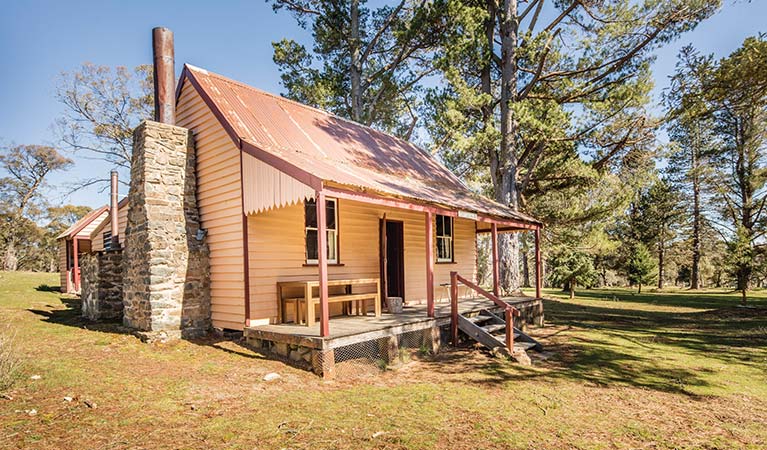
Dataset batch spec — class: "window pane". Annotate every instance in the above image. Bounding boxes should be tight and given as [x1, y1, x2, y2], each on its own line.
[306, 229, 318, 261]
[305, 199, 317, 228]
[444, 216, 452, 236]
[437, 237, 446, 260]
[326, 200, 336, 229]
[436, 215, 444, 237]
[327, 230, 336, 261]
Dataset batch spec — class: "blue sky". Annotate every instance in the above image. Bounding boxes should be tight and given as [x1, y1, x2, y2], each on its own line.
[0, 0, 764, 209]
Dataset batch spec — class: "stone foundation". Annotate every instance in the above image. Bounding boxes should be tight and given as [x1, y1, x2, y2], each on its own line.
[122, 120, 211, 339]
[80, 251, 124, 321]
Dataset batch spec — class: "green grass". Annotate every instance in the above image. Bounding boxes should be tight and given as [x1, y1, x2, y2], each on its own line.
[1, 271, 766, 449]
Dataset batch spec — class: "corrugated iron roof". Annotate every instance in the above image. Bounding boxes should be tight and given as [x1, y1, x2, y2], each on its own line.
[181, 64, 541, 225]
[56, 206, 109, 240]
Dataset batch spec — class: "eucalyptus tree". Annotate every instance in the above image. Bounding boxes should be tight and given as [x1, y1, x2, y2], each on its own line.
[56, 63, 153, 190]
[426, 0, 719, 293]
[0, 145, 72, 271]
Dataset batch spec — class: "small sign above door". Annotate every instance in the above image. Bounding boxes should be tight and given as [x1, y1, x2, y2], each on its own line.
[457, 210, 478, 220]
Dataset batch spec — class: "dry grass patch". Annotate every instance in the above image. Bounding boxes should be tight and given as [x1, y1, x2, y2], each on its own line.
[1, 273, 766, 449]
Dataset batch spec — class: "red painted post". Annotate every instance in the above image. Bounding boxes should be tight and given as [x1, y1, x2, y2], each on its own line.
[535, 228, 542, 299]
[450, 271, 459, 346]
[505, 308, 514, 350]
[72, 238, 80, 291]
[491, 223, 500, 297]
[425, 211, 435, 317]
[316, 191, 330, 337]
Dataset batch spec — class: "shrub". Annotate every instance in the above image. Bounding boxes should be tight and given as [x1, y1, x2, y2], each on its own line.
[0, 326, 22, 392]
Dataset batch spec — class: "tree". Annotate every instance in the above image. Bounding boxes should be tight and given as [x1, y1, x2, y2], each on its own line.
[664, 45, 718, 289]
[426, 0, 719, 293]
[548, 248, 596, 299]
[270, 0, 448, 138]
[0, 145, 72, 271]
[56, 63, 152, 189]
[626, 243, 657, 293]
[700, 36, 767, 304]
[633, 180, 684, 288]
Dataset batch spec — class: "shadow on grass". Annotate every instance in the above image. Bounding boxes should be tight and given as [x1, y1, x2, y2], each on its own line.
[416, 294, 767, 395]
[35, 284, 61, 293]
[565, 288, 766, 310]
[27, 295, 132, 335]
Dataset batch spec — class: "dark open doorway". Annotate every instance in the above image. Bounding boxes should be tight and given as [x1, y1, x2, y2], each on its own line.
[380, 219, 405, 306]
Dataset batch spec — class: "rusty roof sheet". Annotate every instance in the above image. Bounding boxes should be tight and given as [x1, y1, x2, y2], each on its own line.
[183, 64, 540, 225]
[56, 205, 109, 240]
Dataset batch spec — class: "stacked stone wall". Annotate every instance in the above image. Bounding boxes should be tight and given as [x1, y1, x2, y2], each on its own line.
[122, 120, 211, 339]
[81, 251, 124, 321]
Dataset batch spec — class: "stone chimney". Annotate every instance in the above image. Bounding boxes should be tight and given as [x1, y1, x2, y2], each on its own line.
[121, 29, 210, 340]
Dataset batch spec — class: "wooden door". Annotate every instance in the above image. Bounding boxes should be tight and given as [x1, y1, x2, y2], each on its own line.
[380, 219, 405, 302]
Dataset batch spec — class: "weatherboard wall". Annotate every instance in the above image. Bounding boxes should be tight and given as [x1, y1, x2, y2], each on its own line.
[176, 79, 245, 331]
[246, 200, 477, 325]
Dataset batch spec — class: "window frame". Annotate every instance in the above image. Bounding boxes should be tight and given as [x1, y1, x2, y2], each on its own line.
[305, 197, 339, 265]
[436, 214, 454, 263]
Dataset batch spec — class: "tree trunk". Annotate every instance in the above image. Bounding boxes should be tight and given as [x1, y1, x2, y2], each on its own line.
[3, 241, 18, 271]
[657, 238, 664, 289]
[690, 138, 702, 289]
[522, 246, 530, 287]
[735, 143, 753, 305]
[349, 0, 362, 122]
[569, 281, 575, 300]
[496, 0, 522, 294]
[638, 282, 642, 294]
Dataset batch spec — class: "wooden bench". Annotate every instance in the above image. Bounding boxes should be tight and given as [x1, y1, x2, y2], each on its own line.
[277, 278, 381, 327]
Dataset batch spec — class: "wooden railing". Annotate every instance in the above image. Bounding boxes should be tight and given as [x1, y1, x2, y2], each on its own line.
[450, 271, 521, 350]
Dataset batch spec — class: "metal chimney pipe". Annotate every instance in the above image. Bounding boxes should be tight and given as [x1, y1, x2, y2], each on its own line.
[152, 27, 175, 125]
[110, 170, 120, 249]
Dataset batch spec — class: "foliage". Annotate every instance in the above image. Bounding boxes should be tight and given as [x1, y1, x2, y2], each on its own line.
[664, 36, 767, 300]
[0, 145, 73, 271]
[269, 0, 448, 138]
[548, 248, 597, 299]
[424, 0, 719, 291]
[56, 63, 153, 189]
[626, 243, 657, 293]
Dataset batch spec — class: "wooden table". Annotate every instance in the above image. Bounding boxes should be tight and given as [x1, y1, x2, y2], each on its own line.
[277, 278, 381, 327]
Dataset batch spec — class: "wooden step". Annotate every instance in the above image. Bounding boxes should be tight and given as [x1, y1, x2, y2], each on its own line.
[482, 323, 507, 334]
[468, 315, 493, 325]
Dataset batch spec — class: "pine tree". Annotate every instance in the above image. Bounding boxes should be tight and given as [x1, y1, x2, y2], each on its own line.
[426, 0, 719, 293]
[627, 243, 657, 294]
[548, 248, 597, 300]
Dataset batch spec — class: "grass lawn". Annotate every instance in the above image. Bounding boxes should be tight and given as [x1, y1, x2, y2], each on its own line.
[1, 271, 766, 449]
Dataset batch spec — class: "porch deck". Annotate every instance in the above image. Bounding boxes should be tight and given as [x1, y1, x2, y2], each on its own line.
[244, 295, 543, 351]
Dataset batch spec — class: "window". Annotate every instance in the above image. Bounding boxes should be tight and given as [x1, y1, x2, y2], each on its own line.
[305, 198, 338, 264]
[103, 231, 113, 250]
[436, 214, 453, 262]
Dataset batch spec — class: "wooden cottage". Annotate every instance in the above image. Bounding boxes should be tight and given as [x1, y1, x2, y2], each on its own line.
[173, 65, 544, 342]
[56, 173, 127, 294]
[56, 206, 107, 293]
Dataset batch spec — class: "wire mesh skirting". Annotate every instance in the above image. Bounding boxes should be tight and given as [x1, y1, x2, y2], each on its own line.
[320, 328, 442, 379]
